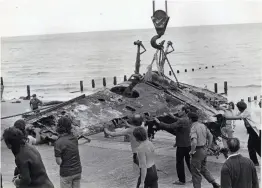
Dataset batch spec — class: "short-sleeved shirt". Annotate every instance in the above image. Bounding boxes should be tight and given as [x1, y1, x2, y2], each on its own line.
[238, 109, 260, 135]
[190, 122, 209, 146]
[27, 135, 37, 145]
[30, 98, 42, 109]
[54, 134, 82, 177]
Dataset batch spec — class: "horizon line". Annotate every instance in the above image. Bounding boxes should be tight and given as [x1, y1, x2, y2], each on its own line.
[1, 21, 262, 39]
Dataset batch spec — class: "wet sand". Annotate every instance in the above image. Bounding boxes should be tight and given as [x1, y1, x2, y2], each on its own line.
[1, 100, 261, 187]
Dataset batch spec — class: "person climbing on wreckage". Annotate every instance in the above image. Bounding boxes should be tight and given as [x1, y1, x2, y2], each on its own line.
[104, 114, 144, 166]
[222, 101, 261, 166]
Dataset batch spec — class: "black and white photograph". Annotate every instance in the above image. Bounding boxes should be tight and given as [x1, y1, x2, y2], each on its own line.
[0, 0, 261, 187]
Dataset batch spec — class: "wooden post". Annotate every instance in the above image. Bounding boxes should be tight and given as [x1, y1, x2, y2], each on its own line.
[113, 76, 117, 85]
[27, 85, 31, 100]
[254, 96, 257, 100]
[124, 75, 127, 81]
[177, 70, 180, 74]
[80, 81, 83, 92]
[185, 69, 187, 72]
[1, 77, 3, 100]
[214, 83, 218, 93]
[224, 81, 228, 95]
[169, 71, 171, 76]
[192, 68, 194, 72]
[103, 78, 106, 87]
[92, 79, 95, 88]
[248, 97, 251, 102]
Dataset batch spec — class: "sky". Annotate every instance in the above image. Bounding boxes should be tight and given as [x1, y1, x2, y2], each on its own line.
[0, 0, 262, 37]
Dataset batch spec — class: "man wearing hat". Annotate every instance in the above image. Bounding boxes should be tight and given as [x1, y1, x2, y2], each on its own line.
[104, 114, 144, 165]
[188, 112, 220, 188]
[30, 94, 42, 112]
[224, 101, 261, 166]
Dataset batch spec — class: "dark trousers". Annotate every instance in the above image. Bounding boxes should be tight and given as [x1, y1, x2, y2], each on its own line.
[191, 147, 215, 188]
[176, 146, 191, 183]
[247, 128, 261, 165]
[136, 165, 158, 188]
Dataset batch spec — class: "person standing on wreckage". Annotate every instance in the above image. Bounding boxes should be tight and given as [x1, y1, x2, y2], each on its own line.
[104, 114, 144, 166]
[153, 106, 192, 185]
[223, 101, 261, 166]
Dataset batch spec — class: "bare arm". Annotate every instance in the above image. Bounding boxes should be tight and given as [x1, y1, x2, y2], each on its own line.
[104, 128, 129, 137]
[190, 138, 197, 154]
[37, 99, 43, 106]
[137, 151, 147, 186]
[224, 115, 242, 120]
[32, 128, 42, 145]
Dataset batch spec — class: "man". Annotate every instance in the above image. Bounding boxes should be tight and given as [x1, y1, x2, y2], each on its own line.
[54, 117, 82, 188]
[13, 119, 42, 145]
[224, 101, 261, 166]
[154, 107, 192, 185]
[30, 94, 42, 111]
[221, 137, 259, 188]
[188, 112, 220, 188]
[104, 114, 143, 165]
[216, 102, 236, 158]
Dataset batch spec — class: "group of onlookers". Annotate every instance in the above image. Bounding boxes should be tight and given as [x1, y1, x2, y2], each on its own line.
[1, 100, 261, 188]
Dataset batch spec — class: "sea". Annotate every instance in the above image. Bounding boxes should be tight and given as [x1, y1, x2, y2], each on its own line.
[1, 23, 262, 106]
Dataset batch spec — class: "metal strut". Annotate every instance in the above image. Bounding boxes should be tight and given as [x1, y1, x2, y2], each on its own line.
[134, 40, 146, 74]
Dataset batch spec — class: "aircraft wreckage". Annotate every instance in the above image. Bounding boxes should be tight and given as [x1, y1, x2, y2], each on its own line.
[21, 1, 229, 157]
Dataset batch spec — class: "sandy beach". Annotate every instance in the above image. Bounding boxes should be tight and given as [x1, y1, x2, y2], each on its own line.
[1, 99, 261, 188]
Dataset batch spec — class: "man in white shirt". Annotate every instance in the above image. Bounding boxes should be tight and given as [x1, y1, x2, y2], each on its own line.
[224, 101, 261, 166]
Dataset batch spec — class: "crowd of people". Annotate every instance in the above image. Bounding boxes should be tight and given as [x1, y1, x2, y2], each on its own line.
[1, 99, 261, 188]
